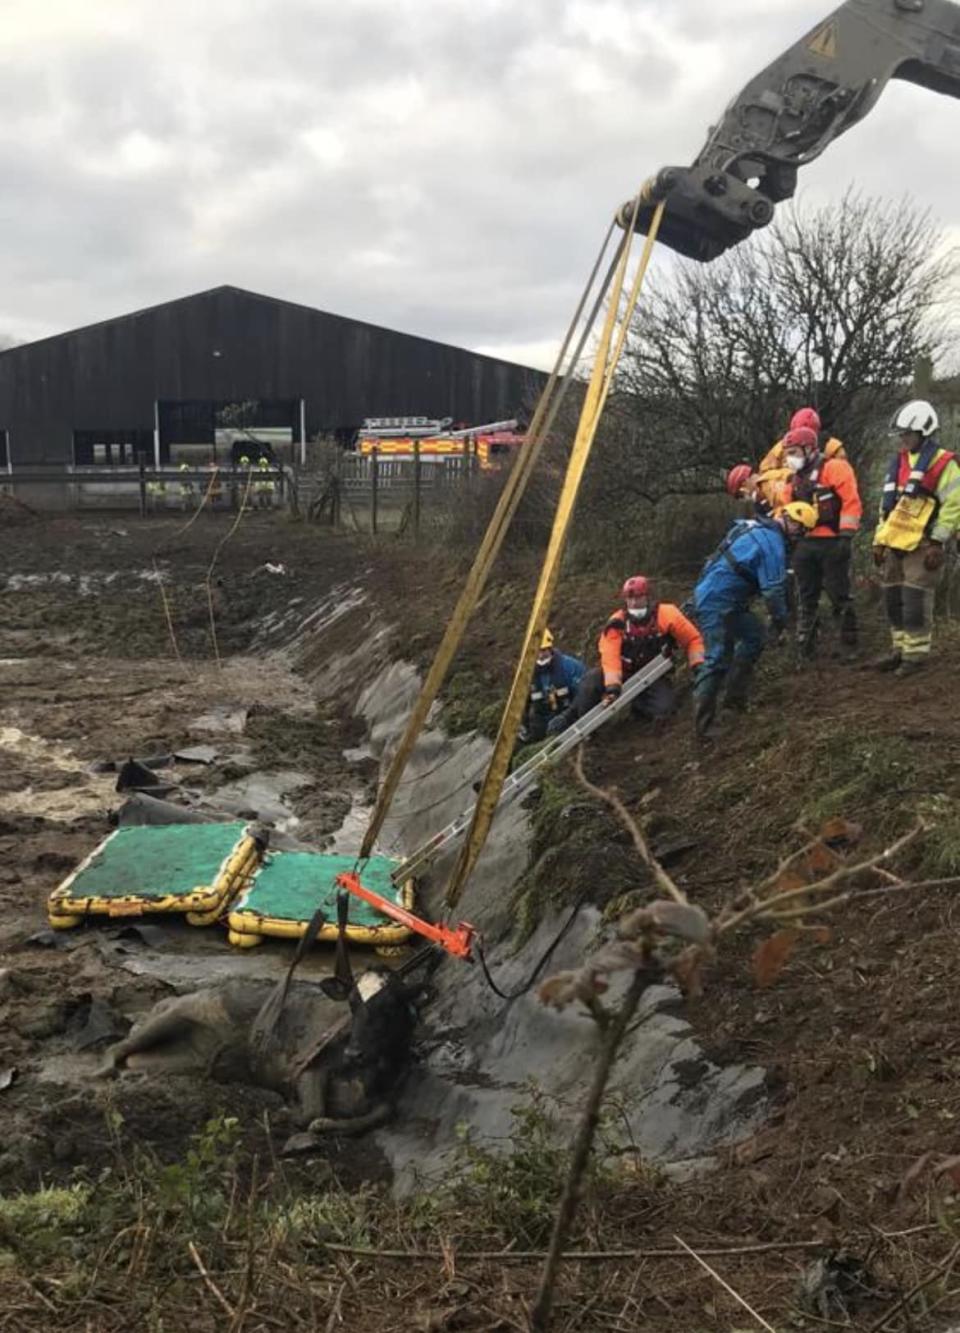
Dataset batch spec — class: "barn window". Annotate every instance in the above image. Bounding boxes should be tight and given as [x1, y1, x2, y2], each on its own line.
[74, 429, 154, 466]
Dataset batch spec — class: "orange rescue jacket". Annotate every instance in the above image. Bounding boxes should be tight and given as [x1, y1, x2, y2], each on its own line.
[599, 603, 705, 690]
[781, 454, 862, 539]
[756, 437, 847, 516]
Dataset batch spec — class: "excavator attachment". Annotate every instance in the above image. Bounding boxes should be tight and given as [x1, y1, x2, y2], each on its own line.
[621, 0, 960, 262]
[617, 167, 776, 263]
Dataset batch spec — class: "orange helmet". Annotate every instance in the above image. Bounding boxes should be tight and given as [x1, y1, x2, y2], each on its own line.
[726, 463, 753, 497]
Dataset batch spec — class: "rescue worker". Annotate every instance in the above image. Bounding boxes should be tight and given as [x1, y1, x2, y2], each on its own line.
[752, 407, 848, 517]
[255, 456, 274, 509]
[234, 453, 252, 511]
[726, 463, 755, 505]
[692, 502, 817, 735]
[779, 423, 862, 660]
[872, 399, 960, 675]
[145, 475, 166, 513]
[519, 630, 586, 743]
[548, 576, 705, 735]
[177, 462, 195, 512]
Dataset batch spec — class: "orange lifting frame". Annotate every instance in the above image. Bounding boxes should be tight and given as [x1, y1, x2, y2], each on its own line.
[335, 871, 477, 961]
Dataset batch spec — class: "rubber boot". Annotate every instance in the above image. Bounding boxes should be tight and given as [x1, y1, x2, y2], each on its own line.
[693, 675, 721, 737]
[838, 605, 858, 663]
[795, 611, 818, 664]
[895, 656, 926, 678]
[723, 659, 755, 713]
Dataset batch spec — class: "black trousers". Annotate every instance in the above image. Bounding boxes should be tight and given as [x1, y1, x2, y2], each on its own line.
[565, 666, 676, 724]
[792, 536, 857, 655]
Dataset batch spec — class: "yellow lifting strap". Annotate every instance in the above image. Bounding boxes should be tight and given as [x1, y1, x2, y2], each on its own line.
[444, 199, 666, 909]
[358, 222, 623, 861]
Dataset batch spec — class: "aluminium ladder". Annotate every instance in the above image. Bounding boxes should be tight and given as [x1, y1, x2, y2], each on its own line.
[391, 653, 672, 884]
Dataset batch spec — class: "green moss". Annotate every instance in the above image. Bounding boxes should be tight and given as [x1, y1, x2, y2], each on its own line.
[802, 730, 921, 828]
[439, 670, 502, 738]
[914, 794, 960, 878]
[0, 1185, 91, 1265]
[510, 769, 643, 945]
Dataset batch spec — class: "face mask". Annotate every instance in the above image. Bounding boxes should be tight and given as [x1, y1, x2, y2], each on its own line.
[785, 454, 804, 473]
[536, 652, 552, 668]
[627, 605, 650, 623]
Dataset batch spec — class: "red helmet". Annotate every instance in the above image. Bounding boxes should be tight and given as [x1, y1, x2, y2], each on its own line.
[783, 426, 818, 454]
[726, 463, 753, 497]
[622, 575, 651, 601]
[622, 575, 657, 624]
[790, 407, 821, 434]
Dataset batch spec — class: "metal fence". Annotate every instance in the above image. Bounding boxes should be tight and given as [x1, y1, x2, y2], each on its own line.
[300, 445, 486, 536]
[0, 444, 490, 538]
[0, 463, 286, 515]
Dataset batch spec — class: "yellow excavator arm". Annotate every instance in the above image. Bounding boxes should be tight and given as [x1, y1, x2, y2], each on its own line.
[622, 0, 960, 261]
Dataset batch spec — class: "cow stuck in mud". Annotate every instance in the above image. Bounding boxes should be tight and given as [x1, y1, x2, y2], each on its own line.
[98, 963, 426, 1142]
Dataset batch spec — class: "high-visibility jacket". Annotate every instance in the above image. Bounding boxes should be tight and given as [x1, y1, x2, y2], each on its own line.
[599, 603, 705, 691]
[781, 454, 862, 539]
[529, 651, 586, 714]
[694, 518, 789, 623]
[875, 439, 960, 550]
[756, 436, 846, 516]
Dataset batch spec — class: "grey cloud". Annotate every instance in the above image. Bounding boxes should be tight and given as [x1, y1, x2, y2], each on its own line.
[1, 0, 959, 366]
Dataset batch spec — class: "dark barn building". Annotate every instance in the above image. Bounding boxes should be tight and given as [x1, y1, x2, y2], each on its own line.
[0, 285, 545, 471]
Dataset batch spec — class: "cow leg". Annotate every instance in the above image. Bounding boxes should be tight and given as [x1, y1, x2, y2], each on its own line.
[294, 1065, 330, 1126]
[307, 1102, 393, 1137]
[96, 992, 228, 1077]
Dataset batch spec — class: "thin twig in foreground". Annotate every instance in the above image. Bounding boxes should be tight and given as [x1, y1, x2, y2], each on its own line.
[529, 964, 660, 1332]
[718, 823, 923, 933]
[573, 749, 686, 904]
[865, 1239, 960, 1332]
[322, 1238, 829, 1262]
[673, 1234, 777, 1333]
[188, 1241, 236, 1320]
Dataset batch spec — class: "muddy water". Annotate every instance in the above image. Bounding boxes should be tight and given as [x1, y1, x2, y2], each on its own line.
[2, 575, 766, 1188]
[0, 726, 119, 819]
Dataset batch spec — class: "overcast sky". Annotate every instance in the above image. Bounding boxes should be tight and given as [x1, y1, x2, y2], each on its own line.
[2, 0, 959, 369]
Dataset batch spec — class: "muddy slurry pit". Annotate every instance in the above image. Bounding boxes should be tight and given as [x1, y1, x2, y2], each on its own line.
[0, 517, 767, 1201]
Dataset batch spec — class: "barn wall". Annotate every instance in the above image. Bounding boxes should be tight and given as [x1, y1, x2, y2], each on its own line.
[0, 287, 544, 465]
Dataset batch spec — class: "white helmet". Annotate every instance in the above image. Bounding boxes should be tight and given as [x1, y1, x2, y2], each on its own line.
[890, 399, 939, 437]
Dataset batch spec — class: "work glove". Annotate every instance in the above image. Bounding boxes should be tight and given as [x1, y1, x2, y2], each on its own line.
[924, 541, 945, 572]
[872, 546, 886, 569]
[545, 714, 568, 738]
[601, 684, 622, 707]
[767, 622, 786, 648]
[517, 724, 530, 745]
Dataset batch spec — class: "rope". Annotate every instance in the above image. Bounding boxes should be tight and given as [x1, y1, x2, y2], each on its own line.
[444, 199, 666, 909]
[152, 556, 189, 677]
[358, 222, 621, 862]
[150, 468, 221, 673]
[206, 467, 255, 670]
[476, 895, 586, 1001]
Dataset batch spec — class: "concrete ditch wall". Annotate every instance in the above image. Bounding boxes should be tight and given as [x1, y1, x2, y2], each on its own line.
[272, 590, 768, 1189]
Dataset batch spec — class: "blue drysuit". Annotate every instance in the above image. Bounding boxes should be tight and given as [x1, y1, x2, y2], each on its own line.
[524, 651, 587, 741]
[693, 519, 789, 680]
